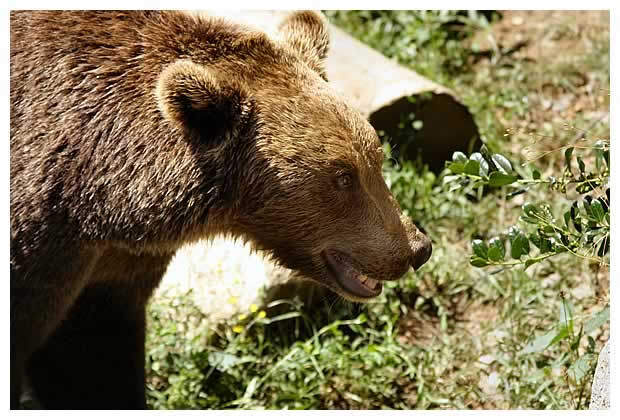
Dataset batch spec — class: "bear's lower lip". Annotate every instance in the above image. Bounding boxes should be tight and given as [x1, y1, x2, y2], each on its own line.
[323, 250, 383, 299]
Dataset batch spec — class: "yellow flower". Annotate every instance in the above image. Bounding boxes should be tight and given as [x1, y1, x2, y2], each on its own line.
[258, 310, 267, 319]
[232, 325, 243, 333]
[250, 303, 258, 313]
[228, 296, 238, 304]
[238, 314, 247, 321]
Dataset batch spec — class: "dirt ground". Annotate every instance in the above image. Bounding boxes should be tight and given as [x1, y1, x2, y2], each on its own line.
[476, 10, 610, 154]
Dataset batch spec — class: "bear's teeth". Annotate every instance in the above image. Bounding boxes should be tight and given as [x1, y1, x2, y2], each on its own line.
[360, 274, 377, 289]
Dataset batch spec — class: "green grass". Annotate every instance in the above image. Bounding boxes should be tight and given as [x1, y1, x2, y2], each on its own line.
[145, 10, 609, 409]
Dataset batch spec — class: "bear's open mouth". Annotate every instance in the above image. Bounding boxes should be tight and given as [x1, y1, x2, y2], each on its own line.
[323, 250, 383, 298]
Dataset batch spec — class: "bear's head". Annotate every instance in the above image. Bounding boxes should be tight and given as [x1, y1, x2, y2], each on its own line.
[155, 11, 431, 301]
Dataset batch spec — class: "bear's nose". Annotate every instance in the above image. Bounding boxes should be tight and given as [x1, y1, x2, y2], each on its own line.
[410, 234, 432, 270]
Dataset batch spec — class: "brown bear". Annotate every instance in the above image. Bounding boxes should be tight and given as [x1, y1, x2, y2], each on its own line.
[10, 10, 432, 409]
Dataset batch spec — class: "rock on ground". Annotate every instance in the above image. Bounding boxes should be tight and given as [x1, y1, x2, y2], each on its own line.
[589, 340, 610, 409]
[157, 237, 293, 323]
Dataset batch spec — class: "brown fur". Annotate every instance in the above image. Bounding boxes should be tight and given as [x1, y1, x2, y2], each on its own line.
[10, 10, 431, 409]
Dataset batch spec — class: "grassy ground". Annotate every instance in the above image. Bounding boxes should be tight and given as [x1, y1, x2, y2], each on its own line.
[145, 11, 610, 409]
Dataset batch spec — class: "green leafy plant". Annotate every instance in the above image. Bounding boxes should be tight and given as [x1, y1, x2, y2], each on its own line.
[517, 299, 609, 409]
[443, 140, 609, 270]
[441, 135, 609, 408]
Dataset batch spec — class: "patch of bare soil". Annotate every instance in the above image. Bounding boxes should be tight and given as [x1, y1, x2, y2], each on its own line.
[397, 312, 441, 347]
[474, 11, 609, 161]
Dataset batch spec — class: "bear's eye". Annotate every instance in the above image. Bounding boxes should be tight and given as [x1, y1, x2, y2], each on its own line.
[336, 173, 353, 189]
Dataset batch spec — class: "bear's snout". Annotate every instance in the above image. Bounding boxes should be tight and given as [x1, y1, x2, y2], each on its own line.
[409, 232, 432, 270]
[397, 214, 432, 272]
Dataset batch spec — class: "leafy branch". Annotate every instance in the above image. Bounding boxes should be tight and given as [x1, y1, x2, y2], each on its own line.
[443, 140, 609, 270]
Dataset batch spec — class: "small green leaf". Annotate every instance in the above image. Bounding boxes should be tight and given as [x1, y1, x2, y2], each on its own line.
[488, 237, 505, 261]
[507, 226, 521, 242]
[491, 153, 513, 174]
[563, 211, 571, 229]
[552, 326, 570, 347]
[452, 151, 467, 162]
[487, 247, 502, 262]
[523, 202, 538, 215]
[470, 256, 489, 267]
[522, 203, 542, 224]
[570, 201, 582, 232]
[594, 144, 605, 171]
[564, 147, 574, 173]
[528, 232, 542, 249]
[540, 238, 552, 253]
[590, 200, 605, 224]
[604, 149, 610, 167]
[559, 300, 575, 334]
[243, 376, 260, 400]
[532, 169, 541, 180]
[470, 152, 489, 176]
[597, 236, 610, 257]
[567, 353, 595, 382]
[584, 307, 609, 333]
[510, 232, 530, 259]
[510, 236, 523, 259]
[448, 161, 465, 174]
[577, 156, 586, 174]
[489, 172, 518, 187]
[583, 196, 592, 218]
[587, 336, 596, 354]
[518, 327, 563, 356]
[472, 239, 488, 259]
[464, 160, 481, 176]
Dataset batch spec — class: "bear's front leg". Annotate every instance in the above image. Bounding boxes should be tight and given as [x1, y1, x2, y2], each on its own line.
[11, 245, 102, 409]
[26, 250, 172, 409]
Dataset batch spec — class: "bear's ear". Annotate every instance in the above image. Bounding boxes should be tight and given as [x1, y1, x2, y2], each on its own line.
[278, 10, 330, 80]
[156, 60, 250, 141]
